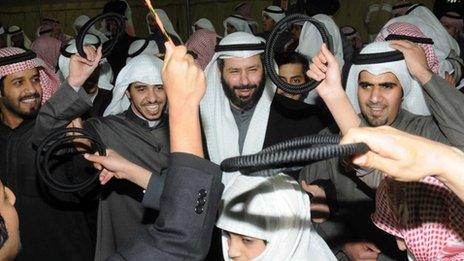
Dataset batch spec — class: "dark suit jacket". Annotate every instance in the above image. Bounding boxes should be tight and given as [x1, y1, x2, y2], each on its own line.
[109, 153, 224, 261]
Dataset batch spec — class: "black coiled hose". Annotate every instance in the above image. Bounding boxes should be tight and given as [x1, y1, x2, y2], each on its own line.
[264, 14, 334, 94]
[35, 128, 106, 193]
[76, 12, 124, 58]
[220, 135, 369, 174]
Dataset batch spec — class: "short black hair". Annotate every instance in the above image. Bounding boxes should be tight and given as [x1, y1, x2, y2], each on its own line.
[275, 52, 309, 71]
[0, 215, 8, 250]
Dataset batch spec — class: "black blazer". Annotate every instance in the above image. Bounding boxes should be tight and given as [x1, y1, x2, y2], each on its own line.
[109, 153, 224, 261]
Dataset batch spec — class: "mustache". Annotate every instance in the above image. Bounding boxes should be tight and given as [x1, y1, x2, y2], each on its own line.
[142, 101, 163, 106]
[233, 85, 257, 90]
[19, 93, 40, 101]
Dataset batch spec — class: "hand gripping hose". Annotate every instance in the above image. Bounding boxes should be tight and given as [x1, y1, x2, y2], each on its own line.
[35, 128, 106, 193]
[265, 14, 334, 94]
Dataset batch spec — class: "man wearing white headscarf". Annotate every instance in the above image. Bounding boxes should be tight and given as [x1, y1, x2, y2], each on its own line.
[296, 14, 344, 105]
[73, 15, 109, 43]
[380, 13, 464, 87]
[192, 18, 216, 33]
[6, 26, 31, 49]
[217, 174, 336, 261]
[58, 54, 170, 260]
[58, 35, 114, 118]
[201, 32, 331, 187]
[301, 40, 464, 260]
[257, 6, 293, 53]
[146, 9, 183, 54]
[223, 15, 254, 36]
[126, 38, 160, 62]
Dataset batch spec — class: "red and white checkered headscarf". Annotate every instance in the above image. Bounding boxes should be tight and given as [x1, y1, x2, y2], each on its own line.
[372, 177, 464, 260]
[375, 22, 440, 74]
[0, 47, 60, 104]
[185, 29, 217, 70]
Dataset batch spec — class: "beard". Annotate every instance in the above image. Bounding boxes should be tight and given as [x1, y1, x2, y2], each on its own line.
[2, 92, 41, 120]
[362, 102, 389, 127]
[220, 73, 266, 111]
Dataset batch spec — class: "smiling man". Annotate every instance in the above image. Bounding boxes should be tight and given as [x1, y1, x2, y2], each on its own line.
[81, 54, 170, 261]
[0, 46, 101, 261]
[301, 40, 464, 260]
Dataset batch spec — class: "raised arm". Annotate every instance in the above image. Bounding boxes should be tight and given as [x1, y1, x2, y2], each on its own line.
[390, 40, 464, 150]
[33, 46, 102, 144]
[307, 43, 361, 134]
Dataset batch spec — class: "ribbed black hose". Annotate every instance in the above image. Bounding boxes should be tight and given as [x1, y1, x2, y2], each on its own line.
[220, 135, 369, 173]
[76, 12, 124, 58]
[265, 14, 334, 94]
[35, 128, 106, 193]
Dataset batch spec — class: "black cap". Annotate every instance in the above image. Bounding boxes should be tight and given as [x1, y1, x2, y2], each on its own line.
[103, 0, 127, 16]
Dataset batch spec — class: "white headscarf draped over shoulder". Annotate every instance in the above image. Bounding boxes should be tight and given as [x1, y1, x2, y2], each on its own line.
[201, 32, 275, 186]
[406, 4, 460, 56]
[345, 41, 430, 116]
[217, 174, 336, 261]
[192, 18, 216, 33]
[104, 55, 163, 116]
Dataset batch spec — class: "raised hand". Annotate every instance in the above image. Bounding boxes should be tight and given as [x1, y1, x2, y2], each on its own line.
[389, 40, 432, 85]
[68, 45, 102, 88]
[307, 43, 343, 98]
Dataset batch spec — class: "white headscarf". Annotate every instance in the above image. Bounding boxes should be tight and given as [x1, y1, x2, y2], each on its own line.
[217, 174, 337, 261]
[58, 34, 114, 91]
[73, 15, 109, 43]
[223, 15, 254, 36]
[406, 4, 460, 56]
[146, 9, 183, 44]
[296, 14, 344, 105]
[192, 18, 216, 33]
[6, 25, 31, 49]
[104, 55, 163, 116]
[127, 39, 159, 62]
[381, 15, 455, 77]
[262, 6, 286, 24]
[346, 41, 430, 116]
[201, 32, 275, 186]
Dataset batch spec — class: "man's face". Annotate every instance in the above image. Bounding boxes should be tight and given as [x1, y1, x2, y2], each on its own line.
[262, 14, 276, 32]
[290, 24, 303, 41]
[105, 18, 120, 36]
[126, 82, 167, 121]
[1, 68, 42, 119]
[357, 71, 403, 126]
[225, 231, 266, 261]
[82, 65, 101, 95]
[10, 33, 24, 48]
[277, 63, 307, 100]
[147, 14, 160, 33]
[227, 24, 238, 35]
[0, 181, 20, 261]
[441, 22, 460, 39]
[220, 55, 265, 111]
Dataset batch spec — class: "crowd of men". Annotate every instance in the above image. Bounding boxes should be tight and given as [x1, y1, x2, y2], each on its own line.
[0, 0, 464, 260]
